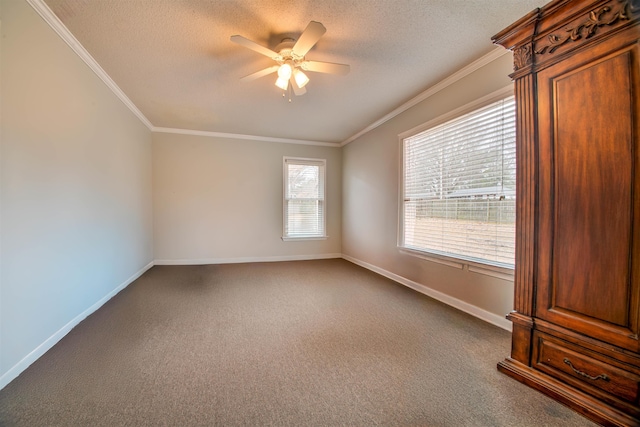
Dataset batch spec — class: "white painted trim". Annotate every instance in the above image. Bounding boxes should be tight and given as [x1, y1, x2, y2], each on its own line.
[398, 85, 515, 140]
[154, 253, 343, 265]
[152, 127, 340, 147]
[341, 47, 510, 146]
[23, 0, 342, 146]
[341, 254, 512, 331]
[0, 254, 510, 391]
[281, 236, 328, 241]
[283, 157, 328, 240]
[398, 247, 514, 278]
[27, 0, 509, 149]
[394, 86, 517, 282]
[0, 261, 154, 391]
[398, 248, 464, 269]
[468, 265, 514, 281]
[26, 0, 153, 130]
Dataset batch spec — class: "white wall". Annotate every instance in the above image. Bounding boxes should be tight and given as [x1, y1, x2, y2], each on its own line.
[0, 0, 517, 392]
[0, 0, 153, 385]
[153, 132, 341, 263]
[342, 52, 516, 324]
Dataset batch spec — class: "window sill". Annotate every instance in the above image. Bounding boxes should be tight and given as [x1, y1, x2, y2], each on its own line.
[398, 247, 514, 281]
[282, 236, 328, 242]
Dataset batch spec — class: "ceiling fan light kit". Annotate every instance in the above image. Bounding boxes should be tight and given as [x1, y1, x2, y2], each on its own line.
[230, 21, 350, 98]
[293, 68, 309, 88]
[275, 76, 289, 91]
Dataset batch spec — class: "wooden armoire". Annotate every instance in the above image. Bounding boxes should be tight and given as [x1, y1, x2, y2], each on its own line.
[492, 0, 640, 425]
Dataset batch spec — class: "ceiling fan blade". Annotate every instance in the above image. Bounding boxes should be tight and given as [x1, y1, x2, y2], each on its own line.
[292, 21, 326, 57]
[230, 35, 281, 60]
[290, 76, 307, 96]
[240, 65, 280, 82]
[302, 60, 350, 75]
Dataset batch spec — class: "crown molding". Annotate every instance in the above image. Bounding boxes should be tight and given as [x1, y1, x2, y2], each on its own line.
[27, 0, 509, 149]
[340, 47, 510, 146]
[152, 127, 340, 147]
[23, 0, 339, 147]
[26, 0, 154, 129]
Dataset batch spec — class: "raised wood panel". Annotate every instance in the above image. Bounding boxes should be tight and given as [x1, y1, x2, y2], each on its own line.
[554, 52, 633, 325]
[536, 38, 640, 351]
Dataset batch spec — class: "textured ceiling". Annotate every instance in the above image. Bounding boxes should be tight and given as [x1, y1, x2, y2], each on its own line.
[42, 0, 546, 143]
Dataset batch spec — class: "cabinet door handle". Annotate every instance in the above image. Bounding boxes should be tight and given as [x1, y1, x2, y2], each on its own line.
[563, 358, 610, 382]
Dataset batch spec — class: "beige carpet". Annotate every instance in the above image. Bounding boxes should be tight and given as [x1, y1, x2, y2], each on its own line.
[0, 259, 595, 426]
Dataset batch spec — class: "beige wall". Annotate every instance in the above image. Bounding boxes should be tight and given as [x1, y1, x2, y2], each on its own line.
[153, 132, 341, 263]
[0, 0, 153, 382]
[0, 0, 518, 390]
[342, 52, 516, 323]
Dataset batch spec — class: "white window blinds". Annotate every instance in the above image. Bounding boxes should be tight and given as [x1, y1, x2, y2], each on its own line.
[283, 158, 326, 239]
[401, 96, 516, 267]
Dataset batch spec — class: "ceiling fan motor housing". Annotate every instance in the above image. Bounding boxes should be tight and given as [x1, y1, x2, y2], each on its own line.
[274, 39, 303, 65]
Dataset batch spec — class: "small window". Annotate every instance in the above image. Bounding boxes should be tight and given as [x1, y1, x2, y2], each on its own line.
[283, 157, 326, 240]
[400, 95, 516, 268]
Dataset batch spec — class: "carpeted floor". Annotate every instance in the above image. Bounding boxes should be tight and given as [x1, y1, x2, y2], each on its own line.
[0, 259, 595, 426]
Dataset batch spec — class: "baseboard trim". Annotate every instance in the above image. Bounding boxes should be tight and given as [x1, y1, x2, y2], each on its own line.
[341, 254, 512, 331]
[1, 254, 510, 391]
[154, 253, 343, 265]
[0, 261, 154, 391]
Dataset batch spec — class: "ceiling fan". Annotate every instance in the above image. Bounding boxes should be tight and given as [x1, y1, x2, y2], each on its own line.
[230, 21, 350, 96]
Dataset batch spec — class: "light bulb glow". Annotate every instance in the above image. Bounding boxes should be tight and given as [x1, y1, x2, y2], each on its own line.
[293, 68, 309, 88]
[277, 63, 292, 80]
[275, 76, 289, 90]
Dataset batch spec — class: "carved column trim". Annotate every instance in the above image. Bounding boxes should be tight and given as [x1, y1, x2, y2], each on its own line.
[493, 8, 540, 318]
[492, 9, 541, 366]
[513, 73, 537, 318]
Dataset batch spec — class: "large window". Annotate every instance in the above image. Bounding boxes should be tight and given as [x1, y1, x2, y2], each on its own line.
[283, 157, 326, 240]
[400, 95, 516, 268]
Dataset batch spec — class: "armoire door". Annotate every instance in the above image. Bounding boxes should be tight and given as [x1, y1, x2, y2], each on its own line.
[535, 30, 640, 352]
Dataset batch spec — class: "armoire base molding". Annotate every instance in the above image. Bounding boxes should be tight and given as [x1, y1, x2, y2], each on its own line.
[498, 358, 639, 427]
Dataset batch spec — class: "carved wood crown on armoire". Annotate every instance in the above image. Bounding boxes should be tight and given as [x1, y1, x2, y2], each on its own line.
[492, 0, 640, 425]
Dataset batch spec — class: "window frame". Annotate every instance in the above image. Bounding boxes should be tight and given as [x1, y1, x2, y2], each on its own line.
[282, 157, 328, 241]
[397, 86, 516, 278]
